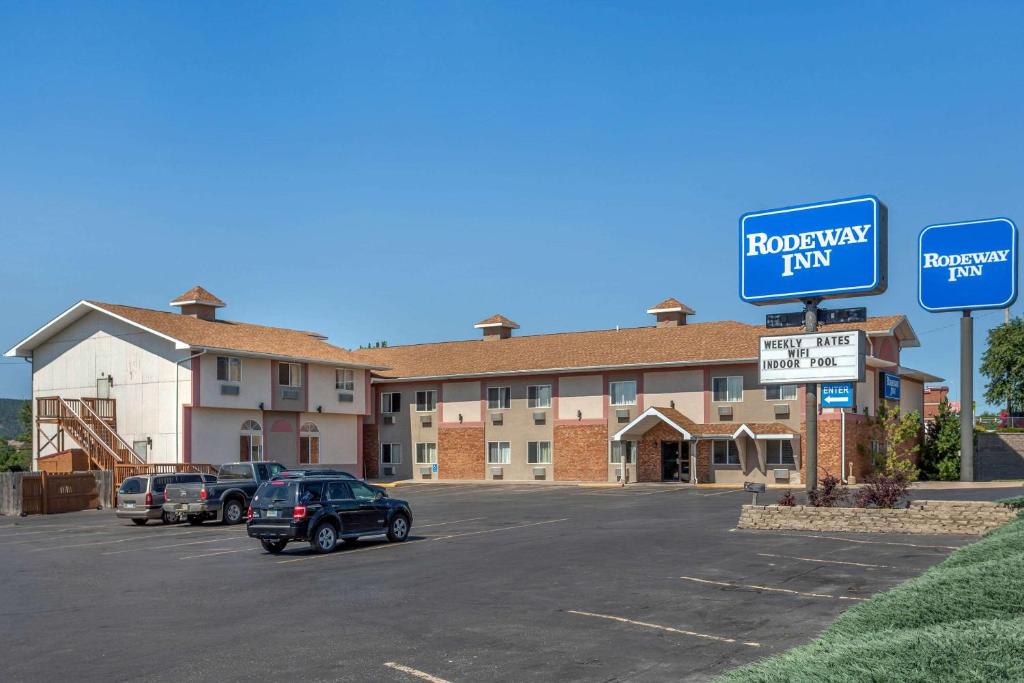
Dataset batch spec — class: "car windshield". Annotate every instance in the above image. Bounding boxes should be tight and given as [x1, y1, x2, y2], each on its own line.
[118, 478, 146, 494]
[218, 464, 254, 480]
[252, 481, 298, 506]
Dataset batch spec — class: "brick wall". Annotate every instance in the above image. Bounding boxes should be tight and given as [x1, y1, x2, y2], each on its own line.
[811, 415, 875, 483]
[738, 499, 1017, 535]
[363, 424, 378, 479]
[554, 424, 608, 482]
[694, 440, 711, 482]
[438, 426, 485, 480]
[636, 423, 685, 482]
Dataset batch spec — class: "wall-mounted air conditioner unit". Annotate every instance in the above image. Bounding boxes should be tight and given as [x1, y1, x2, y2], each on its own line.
[382, 415, 396, 425]
[533, 467, 547, 479]
[773, 468, 791, 480]
[280, 388, 300, 401]
[220, 385, 240, 396]
[491, 412, 503, 426]
[420, 415, 433, 427]
[338, 392, 354, 402]
[490, 466, 503, 479]
[773, 404, 790, 419]
[382, 466, 394, 476]
[616, 409, 630, 423]
[420, 467, 433, 479]
[533, 411, 546, 425]
[717, 406, 733, 420]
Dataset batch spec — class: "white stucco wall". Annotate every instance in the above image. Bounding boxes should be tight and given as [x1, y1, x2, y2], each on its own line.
[306, 365, 367, 415]
[442, 381, 481, 423]
[198, 353, 272, 410]
[901, 378, 924, 420]
[643, 369, 703, 417]
[190, 407, 264, 466]
[300, 411, 359, 465]
[558, 375, 603, 420]
[31, 311, 191, 463]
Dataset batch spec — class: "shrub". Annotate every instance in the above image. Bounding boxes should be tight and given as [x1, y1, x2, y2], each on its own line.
[807, 474, 848, 508]
[854, 473, 911, 509]
[997, 495, 1024, 509]
[777, 490, 797, 507]
[936, 456, 960, 481]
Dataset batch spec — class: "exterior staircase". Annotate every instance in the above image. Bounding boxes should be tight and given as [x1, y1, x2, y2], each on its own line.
[36, 396, 146, 470]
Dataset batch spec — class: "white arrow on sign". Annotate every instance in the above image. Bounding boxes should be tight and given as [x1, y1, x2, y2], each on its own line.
[823, 395, 850, 405]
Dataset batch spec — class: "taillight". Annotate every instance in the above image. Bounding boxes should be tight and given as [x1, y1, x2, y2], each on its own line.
[145, 492, 153, 506]
[292, 505, 307, 520]
[247, 506, 254, 521]
[200, 488, 208, 501]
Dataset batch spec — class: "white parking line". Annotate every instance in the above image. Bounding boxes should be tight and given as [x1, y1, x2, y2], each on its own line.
[383, 661, 451, 683]
[101, 535, 249, 555]
[179, 547, 260, 560]
[757, 553, 897, 569]
[679, 576, 868, 601]
[566, 610, 761, 647]
[699, 489, 744, 497]
[415, 517, 485, 528]
[777, 533, 960, 550]
[431, 518, 568, 541]
[277, 538, 423, 564]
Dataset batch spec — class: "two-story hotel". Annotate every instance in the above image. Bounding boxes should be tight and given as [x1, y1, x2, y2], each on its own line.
[7, 288, 939, 484]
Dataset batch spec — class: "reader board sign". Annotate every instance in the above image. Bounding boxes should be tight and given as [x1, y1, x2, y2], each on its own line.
[881, 372, 901, 401]
[740, 195, 887, 305]
[918, 218, 1018, 312]
[759, 330, 866, 384]
[821, 382, 855, 408]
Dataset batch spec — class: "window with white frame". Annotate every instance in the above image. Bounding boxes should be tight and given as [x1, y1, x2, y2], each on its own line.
[486, 441, 511, 464]
[766, 384, 798, 401]
[528, 441, 552, 464]
[380, 443, 402, 464]
[765, 440, 795, 466]
[416, 442, 437, 464]
[712, 376, 743, 402]
[381, 392, 401, 414]
[609, 441, 637, 464]
[527, 384, 552, 408]
[416, 390, 437, 412]
[609, 380, 637, 406]
[487, 386, 511, 410]
[278, 362, 302, 387]
[239, 420, 263, 462]
[713, 440, 740, 465]
[217, 356, 241, 382]
[336, 369, 355, 391]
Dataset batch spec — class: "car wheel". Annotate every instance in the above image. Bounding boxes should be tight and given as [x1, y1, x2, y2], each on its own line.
[310, 523, 337, 554]
[222, 500, 244, 525]
[161, 511, 176, 525]
[386, 514, 410, 542]
[131, 518, 148, 526]
[260, 539, 288, 554]
[187, 516, 204, 526]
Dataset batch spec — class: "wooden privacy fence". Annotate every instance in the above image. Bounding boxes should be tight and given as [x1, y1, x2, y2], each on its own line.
[113, 463, 218, 494]
[21, 472, 101, 515]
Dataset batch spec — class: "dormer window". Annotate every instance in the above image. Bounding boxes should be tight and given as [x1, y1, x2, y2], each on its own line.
[278, 362, 302, 387]
[216, 356, 241, 382]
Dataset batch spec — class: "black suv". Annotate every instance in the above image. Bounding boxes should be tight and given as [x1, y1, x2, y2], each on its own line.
[246, 476, 413, 554]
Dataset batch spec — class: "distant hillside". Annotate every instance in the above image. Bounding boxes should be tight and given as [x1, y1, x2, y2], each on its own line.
[0, 398, 29, 440]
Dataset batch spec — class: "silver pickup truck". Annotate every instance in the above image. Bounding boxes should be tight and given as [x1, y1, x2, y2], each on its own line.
[163, 461, 286, 525]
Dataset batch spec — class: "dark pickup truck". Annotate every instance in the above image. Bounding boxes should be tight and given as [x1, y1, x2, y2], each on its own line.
[163, 461, 286, 525]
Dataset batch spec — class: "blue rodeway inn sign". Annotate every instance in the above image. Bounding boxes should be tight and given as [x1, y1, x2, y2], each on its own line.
[739, 195, 888, 305]
[918, 218, 1019, 312]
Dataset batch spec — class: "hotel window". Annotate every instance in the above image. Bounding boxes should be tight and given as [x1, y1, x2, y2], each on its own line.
[712, 376, 743, 402]
[380, 443, 402, 464]
[416, 390, 437, 412]
[713, 440, 740, 465]
[299, 422, 320, 465]
[239, 420, 263, 462]
[528, 385, 552, 408]
[487, 441, 511, 464]
[609, 441, 637, 464]
[278, 362, 302, 387]
[766, 384, 798, 401]
[336, 369, 355, 391]
[216, 356, 241, 382]
[487, 386, 511, 410]
[528, 441, 552, 464]
[416, 442, 437, 464]
[766, 440, 795, 466]
[609, 380, 637, 406]
[381, 392, 401, 414]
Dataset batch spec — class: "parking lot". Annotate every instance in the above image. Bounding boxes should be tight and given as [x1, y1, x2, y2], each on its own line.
[2, 482, 1019, 682]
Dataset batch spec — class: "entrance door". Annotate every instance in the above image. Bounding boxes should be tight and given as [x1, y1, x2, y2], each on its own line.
[661, 441, 691, 482]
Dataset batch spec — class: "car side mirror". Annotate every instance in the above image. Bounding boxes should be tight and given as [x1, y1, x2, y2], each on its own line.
[373, 490, 384, 501]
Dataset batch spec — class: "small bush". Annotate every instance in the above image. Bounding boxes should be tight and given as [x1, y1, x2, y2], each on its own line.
[854, 473, 911, 509]
[997, 495, 1024, 509]
[935, 456, 960, 481]
[777, 490, 797, 507]
[807, 474, 848, 508]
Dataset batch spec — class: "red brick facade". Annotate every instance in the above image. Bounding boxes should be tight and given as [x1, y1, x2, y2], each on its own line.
[363, 423, 379, 479]
[694, 440, 712, 482]
[438, 426, 486, 480]
[636, 422, 686, 482]
[554, 424, 608, 481]
[801, 414, 875, 484]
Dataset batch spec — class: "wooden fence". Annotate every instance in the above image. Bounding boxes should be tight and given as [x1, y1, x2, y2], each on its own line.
[113, 463, 218, 494]
[21, 472, 101, 515]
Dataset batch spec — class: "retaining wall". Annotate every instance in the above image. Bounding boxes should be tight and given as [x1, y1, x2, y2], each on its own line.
[738, 499, 1017, 535]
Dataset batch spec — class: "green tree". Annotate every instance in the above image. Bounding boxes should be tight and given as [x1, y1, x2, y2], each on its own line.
[0, 441, 30, 472]
[921, 398, 961, 480]
[16, 400, 31, 442]
[980, 317, 1024, 413]
[869, 403, 922, 480]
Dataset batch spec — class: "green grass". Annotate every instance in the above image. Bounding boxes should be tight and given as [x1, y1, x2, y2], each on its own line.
[717, 516, 1024, 683]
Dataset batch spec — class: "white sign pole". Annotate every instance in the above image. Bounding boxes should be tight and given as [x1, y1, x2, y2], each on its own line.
[804, 300, 819, 492]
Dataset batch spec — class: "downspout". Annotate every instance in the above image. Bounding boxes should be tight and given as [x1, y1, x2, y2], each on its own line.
[175, 350, 206, 464]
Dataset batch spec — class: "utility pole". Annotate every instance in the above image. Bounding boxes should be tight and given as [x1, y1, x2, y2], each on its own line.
[804, 298, 820, 492]
[960, 310, 974, 481]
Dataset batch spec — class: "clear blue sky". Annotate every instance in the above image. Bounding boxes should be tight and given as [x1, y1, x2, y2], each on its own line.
[2, 2, 1022, 411]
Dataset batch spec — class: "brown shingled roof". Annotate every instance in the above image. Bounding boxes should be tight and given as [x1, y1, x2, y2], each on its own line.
[89, 301, 381, 368]
[474, 314, 519, 329]
[355, 316, 910, 380]
[624, 407, 796, 439]
[169, 286, 225, 307]
[647, 298, 696, 315]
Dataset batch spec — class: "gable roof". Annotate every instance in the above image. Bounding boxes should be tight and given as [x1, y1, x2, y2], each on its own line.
[355, 315, 917, 380]
[169, 286, 225, 308]
[5, 300, 385, 369]
[612, 406, 796, 441]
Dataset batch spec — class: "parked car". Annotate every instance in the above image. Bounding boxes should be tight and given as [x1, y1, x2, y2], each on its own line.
[163, 461, 285, 526]
[275, 467, 388, 496]
[116, 473, 216, 525]
[246, 476, 413, 554]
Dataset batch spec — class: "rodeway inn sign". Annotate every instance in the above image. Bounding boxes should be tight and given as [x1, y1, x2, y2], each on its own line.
[740, 195, 888, 304]
[918, 218, 1019, 312]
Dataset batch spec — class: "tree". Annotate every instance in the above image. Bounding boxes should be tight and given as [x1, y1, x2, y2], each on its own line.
[981, 317, 1024, 414]
[868, 403, 922, 480]
[0, 400, 32, 472]
[16, 400, 31, 442]
[921, 398, 961, 480]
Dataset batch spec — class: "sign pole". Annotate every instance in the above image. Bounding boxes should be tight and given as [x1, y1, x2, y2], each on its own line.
[960, 310, 974, 482]
[804, 298, 820, 492]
